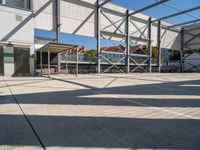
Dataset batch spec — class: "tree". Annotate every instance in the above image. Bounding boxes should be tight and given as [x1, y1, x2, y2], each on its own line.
[83, 49, 97, 62]
[145, 47, 159, 63]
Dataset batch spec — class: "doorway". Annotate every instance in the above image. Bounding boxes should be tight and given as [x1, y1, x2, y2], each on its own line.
[14, 48, 30, 76]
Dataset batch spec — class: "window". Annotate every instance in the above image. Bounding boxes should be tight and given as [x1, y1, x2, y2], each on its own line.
[3, 0, 30, 9]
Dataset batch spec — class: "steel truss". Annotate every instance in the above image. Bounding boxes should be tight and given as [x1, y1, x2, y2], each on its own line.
[94, 0, 200, 74]
[128, 16, 152, 73]
[98, 6, 127, 73]
[56, 0, 200, 73]
[96, 0, 155, 74]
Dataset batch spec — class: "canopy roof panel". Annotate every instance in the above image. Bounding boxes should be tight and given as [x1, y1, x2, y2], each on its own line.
[37, 42, 79, 53]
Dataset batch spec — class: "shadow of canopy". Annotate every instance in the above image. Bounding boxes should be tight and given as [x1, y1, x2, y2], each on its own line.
[0, 115, 200, 149]
[1, 76, 200, 149]
[1, 78, 200, 108]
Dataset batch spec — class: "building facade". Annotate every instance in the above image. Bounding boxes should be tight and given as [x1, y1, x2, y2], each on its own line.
[0, 0, 34, 76]
[1, 0, 197, 76]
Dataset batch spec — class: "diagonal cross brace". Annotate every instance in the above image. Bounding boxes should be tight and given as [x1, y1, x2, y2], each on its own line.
[130, 19, 148, 39]
[185, 62, 200, 72]
[130, 56, 149, 73]
[184, 32, 200, 45]
[101, 10, 124, 34]
[101, 54, 126, 73]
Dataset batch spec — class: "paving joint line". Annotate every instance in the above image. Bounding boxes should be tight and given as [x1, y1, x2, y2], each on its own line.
[101, 92, 200, 120]
[56, 76, 200, 120]
[3, 79, 46, 150]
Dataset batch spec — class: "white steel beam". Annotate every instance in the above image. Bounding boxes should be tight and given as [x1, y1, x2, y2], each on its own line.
[99, 0, 111, 7]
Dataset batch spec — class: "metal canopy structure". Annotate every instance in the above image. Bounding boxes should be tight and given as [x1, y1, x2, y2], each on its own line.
[169, 19, 200, 28]
[37, 42, 80, 77]
[129, 0, 170, 16]
[38, 43, 78, 53]
[52, 0, 200, 73]
[99, 0, 111, 7]
[95, 0, 198, 73]
[152, 6, 200, 23]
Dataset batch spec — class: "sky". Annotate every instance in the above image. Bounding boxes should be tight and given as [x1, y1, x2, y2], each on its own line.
[35, 0, 200, 49]
[112, 0, 200, 24]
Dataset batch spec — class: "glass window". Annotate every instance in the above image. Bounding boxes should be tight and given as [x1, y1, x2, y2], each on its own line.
[6, 0, 24, 8]
[5, 0, 30, 9]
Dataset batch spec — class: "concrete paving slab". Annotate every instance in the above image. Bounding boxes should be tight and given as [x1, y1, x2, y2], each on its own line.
[0, 78, 43, 150]
[0, 73, 200, 150]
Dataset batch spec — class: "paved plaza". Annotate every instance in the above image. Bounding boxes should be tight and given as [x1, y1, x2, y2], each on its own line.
[0, 73, 200, 150]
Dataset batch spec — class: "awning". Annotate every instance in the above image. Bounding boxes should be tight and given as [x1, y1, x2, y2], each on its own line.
[37, 42, 79, 53]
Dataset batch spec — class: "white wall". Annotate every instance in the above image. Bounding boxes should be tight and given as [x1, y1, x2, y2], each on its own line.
[4, 46, 14, 76]
[0, 5, 35, 75]
[161, 28, 180, 50]
[0, 5, 34, 45]
[33, 0, 55, 31]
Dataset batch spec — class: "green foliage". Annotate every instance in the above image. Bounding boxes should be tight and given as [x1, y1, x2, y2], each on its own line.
[145, 47, 159, 63]
[152, 47, 159, 62]
[83, 49, 97, 62]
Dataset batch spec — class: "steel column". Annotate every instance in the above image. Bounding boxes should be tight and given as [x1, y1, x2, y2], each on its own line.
[65, 52, 68, 76]
[76, 48, 79, 77]
[126, 10, 130, 74]
[48, 50, 50, 77]
[24, 0, 28, 9]
[180, 27, 184, 72]
[40, 50, 43, 76]
[96, 0, 101, 74]
[148, 17, 152, 73]
[34, 51, 37, 76]
[157, 20, 161, 73]
[56, 0, 61, 43]
[57, 53, 61, 73]
[28, 0, 32, 9]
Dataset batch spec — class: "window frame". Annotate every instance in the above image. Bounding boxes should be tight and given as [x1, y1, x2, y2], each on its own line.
[0, 0, 31, 10]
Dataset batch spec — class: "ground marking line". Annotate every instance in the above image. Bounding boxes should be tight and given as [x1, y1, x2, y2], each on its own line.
[95, 90, 200, 120]
[3, 79, 46, 150]
[58, 77, 200, 120]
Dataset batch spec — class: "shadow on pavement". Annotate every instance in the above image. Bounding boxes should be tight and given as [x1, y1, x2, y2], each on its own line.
[0, 115, 200, 149]
[0, 77, 200, 149]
